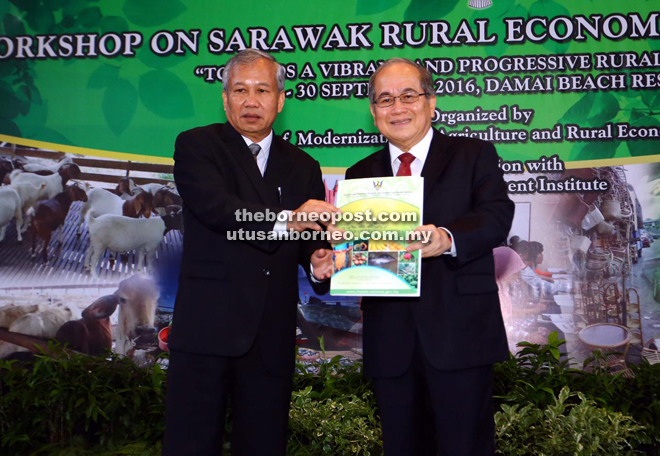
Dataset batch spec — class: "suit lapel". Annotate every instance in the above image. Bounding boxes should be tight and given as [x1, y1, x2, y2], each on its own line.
[220, 123, 275, 205]
[263, 138, 294, 205]
[370, 148, 394, 178]
[421, 130, 456, 200]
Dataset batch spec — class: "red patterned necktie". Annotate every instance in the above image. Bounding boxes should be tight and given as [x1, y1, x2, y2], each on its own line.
[396, 152, 415, 176]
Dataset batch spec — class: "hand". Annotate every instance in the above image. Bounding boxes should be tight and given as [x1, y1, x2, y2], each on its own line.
[405, 224, 451, 258]
[311, 248, 333, 280]
[287, 199, 341, 232]
[326, 223, 348, 245]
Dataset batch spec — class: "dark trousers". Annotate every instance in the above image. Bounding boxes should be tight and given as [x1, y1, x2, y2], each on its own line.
[162, 339, 293, 456]
[371, 340, 496, 456]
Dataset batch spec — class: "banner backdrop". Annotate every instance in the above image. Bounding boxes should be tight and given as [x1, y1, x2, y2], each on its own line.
[0, 1, 658, 166]
[1, 1, 660, 364]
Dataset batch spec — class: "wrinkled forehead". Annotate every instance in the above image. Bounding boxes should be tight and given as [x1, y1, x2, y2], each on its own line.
[225, 59, 278, 87]
[373, 63, 424, 96]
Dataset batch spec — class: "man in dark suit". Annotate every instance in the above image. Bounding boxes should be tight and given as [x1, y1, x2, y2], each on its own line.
[162, 49, 335, 456]
[344, 58, 514, 455]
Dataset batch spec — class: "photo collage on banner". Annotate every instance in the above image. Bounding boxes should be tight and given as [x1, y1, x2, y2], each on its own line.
[501, 161, 660, 367]
[0, 0, 659, 367]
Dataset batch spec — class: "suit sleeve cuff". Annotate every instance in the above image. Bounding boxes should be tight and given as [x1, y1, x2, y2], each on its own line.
[273, 210, 292, 233]
[309, 262, 328, 283]
[438, 227, 457, 257]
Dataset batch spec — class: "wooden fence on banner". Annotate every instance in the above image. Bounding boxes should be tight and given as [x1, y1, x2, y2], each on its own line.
[0, 146, 181, 289]
[0, 146, 174, 187]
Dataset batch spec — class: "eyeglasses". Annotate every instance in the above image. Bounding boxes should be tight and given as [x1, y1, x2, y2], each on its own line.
[373, 92, 429, 108]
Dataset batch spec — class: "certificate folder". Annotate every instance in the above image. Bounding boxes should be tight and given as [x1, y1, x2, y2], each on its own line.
[330, 176, 423, 297]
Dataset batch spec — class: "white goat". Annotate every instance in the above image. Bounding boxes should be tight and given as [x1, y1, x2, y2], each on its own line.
[0, 303, 75, 358]
[22, 155, 73, 173]
[135, 183, 164, 195]
[136, 182, 178, 196]
[0, 187, 23, 242]
[0, 303, 46, 328]
[9, 163, 81, 200]
[85, 212, 176, 278]
[11, 182, 47, 233]
[77, 187, 126, 235]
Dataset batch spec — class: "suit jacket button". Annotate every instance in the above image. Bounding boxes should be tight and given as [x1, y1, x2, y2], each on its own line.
[263, 269, 270, 276]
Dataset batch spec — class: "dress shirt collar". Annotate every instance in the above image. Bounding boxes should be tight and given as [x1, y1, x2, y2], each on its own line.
[241, 130, 274, 176]
[388, 127, 434, 175]
[241, 130, 273, 157]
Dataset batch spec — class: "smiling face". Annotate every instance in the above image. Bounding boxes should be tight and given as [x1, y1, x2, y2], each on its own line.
[222, 58, 285, 143]
[370, 62, 436, 152]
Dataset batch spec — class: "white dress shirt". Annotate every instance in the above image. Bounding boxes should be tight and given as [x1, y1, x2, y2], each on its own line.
[388, 127, 456, 257]
[240, 131, 273, 176]
[240, 131, 288, 232]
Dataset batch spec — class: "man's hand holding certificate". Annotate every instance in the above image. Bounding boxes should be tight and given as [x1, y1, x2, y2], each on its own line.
[329, 176, 424, 297]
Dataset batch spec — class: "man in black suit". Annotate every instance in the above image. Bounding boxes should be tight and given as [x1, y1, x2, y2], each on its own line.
[162, 49, 336, 456]
[344, 58, 514, 455]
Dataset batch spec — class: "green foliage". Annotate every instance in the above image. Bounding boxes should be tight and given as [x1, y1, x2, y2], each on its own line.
[494, 333, 660, 451]
[3, 335, 660, 455]
[103, 78, 138, 135]
[287, 387, 382, 455]
[137, 45, 191, 70]
[1, 0, 112, 139]
[528, 0, 571, 54]
[472, 0, 528, 58]
[23, 439, 161, 455]
[26, 8, 55, 33]
[561, 92, 621, 127]
[355, 0, 404, 15]
[3, 13, 26, 36]
[404, 0, 460, 22]
[318, 335, 326, 357]
[122, 0, 186, 28]
[78, 7, 102, 28]
[494, 332, 583, 409]
[293, 355, 373, 402]
[0, 348, 166, 454]
[1, 0, 196, 141]
[495, 386, 645, 455]
[87, 64, 121, 90]
[558, 76, 660, 160]
[628, 110, 660, 156]
[288, 353, 382, 454]
[569, 140, 621, 161]
[63, 0, 89, 18]
[138, 70, 194, 119]
[400, 274, 418, 287]
[642, 91, 660, 112]
[100, 16, 130, 35]
[560, 90, 625, 160]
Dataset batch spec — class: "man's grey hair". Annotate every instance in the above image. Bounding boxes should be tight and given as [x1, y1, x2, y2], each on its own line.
[368, 58, 435, 104]
[223, 49, 286, 92]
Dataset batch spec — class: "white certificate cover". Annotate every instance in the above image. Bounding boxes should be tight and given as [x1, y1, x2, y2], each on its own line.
[330, 176, 423, 297]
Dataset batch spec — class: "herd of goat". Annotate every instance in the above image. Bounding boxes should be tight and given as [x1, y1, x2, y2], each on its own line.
[0, 154, 183, 276]
[0, 153, 180, 361]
